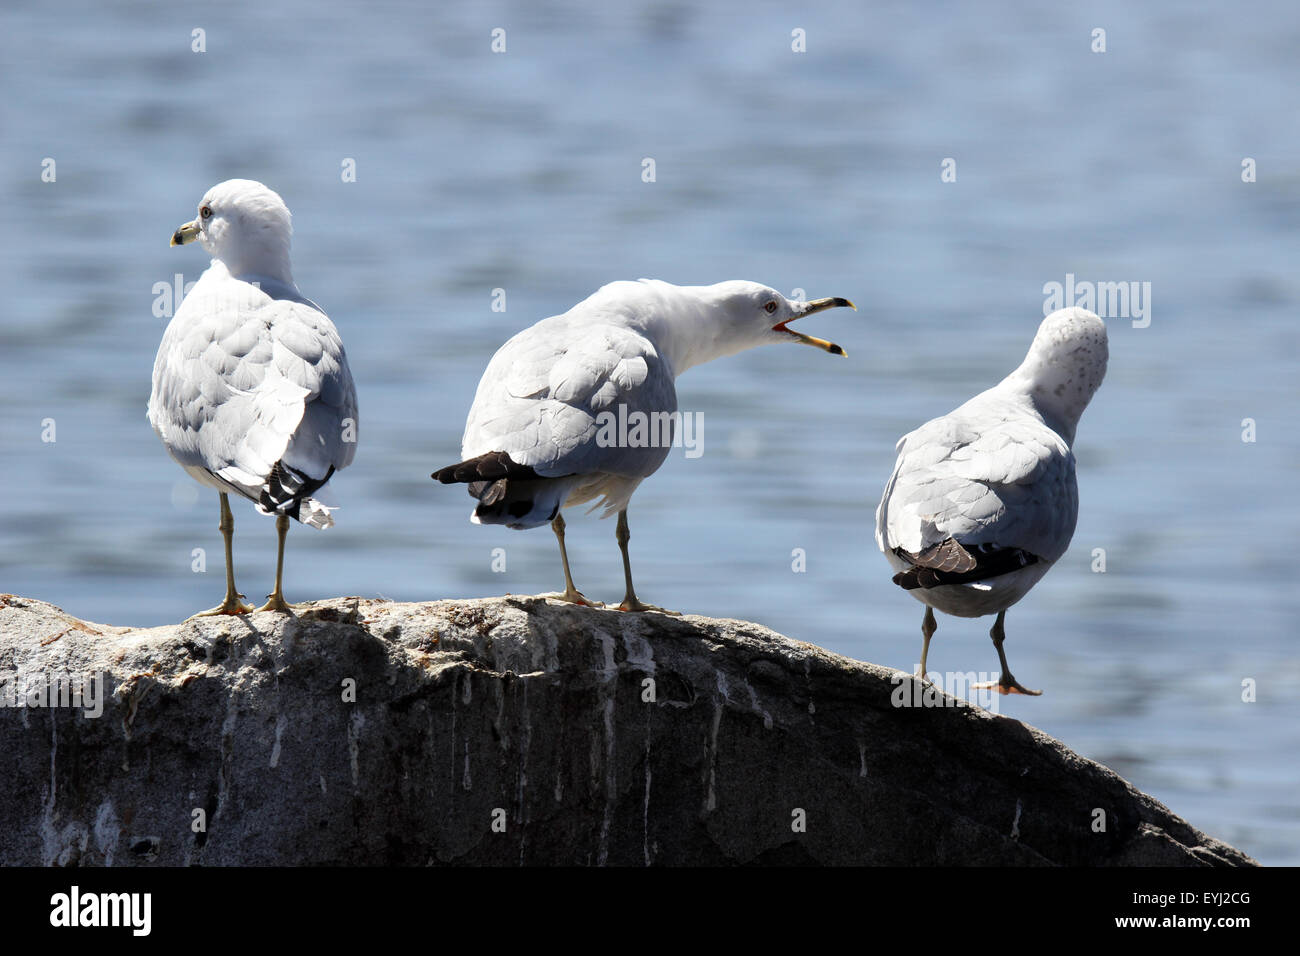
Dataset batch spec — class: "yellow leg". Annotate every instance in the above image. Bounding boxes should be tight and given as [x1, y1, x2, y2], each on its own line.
[550, 512, 601, 606]
[918, 605, 937, 680]
[190, 493, 254, 617]
[973, 610, 1042, 696]
[258, 513, 293, 614]
[615, 509, 678, 615]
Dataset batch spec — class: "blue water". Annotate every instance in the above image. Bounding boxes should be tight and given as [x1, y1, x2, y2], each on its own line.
[1, 1, 1296, 863]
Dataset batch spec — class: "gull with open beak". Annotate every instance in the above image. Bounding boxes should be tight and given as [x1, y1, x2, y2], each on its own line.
[433, 278, 855, 612]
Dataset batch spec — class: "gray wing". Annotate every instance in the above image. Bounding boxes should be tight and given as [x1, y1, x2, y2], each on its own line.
[148, 272, 358, 517]
[875, 396, 1078, 564]
[461, 313, 676, 481]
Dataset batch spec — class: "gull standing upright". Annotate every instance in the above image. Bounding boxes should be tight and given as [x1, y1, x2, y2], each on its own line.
[875, 307, 1107, 695]
[148, 180, 358, 616]
[433, 279, 855, 611]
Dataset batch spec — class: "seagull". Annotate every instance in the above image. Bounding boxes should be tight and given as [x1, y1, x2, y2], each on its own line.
[875, 307, 1107, 695]
[148, 179, 358, 616]
[433, 279, 855, 611]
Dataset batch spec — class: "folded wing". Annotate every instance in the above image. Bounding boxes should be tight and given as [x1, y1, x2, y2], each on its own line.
[875, 397, 1078, 571]
[148, 276, 357, 527]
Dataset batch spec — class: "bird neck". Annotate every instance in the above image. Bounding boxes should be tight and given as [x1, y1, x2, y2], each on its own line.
[203, 259, 300, 303]
[222, 249, 294, 288]
[663, 320, 758, 376]
[1000, 363, 1085, 446]
[639, 285, 762, 377]
[204, 225, 294, 288]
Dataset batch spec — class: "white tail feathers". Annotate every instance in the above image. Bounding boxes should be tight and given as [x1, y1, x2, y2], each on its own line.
[298, 497, 336, 529]
[255, 495, 336, 529]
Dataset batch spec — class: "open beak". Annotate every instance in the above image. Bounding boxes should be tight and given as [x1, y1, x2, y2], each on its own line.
[773, 296, 856, 356]
[170, 219, 201, 247]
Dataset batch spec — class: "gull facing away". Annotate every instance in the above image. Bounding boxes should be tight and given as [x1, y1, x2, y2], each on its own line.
[148, 180, 358, 616]
[433, 279, 855, 611]
[875, 307, 1107, 695]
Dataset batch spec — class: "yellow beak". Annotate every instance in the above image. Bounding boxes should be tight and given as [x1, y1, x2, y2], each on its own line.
[773, 296, 857, 356]
[170, 219, 200, 247]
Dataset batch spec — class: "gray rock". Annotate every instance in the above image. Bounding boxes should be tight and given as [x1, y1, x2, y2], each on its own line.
[0, 593, 1255, 866]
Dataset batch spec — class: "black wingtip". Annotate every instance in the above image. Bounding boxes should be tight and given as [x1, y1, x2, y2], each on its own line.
[891, 569, 923, 590]
[259, 461, 335, 524]
[433, 450, 542, 485]
[891, 542, 1040, 590]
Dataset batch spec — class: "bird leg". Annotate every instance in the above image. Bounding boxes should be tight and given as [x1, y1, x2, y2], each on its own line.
[191, 493, 254, 617]
[258, 512, 294, 614]
[973, 610, 1042, 696]
[549, 512, 601, 607]
[614, 509, 678, 615]
[917, 605, 937, 681]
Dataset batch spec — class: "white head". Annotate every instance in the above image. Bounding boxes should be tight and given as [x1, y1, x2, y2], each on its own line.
[171, 179, 294, 283]
[647, 279, 855, 374]
[1008, 307, 1108, 442]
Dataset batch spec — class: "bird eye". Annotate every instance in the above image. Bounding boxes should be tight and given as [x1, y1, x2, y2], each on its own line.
[763, 301, 778, 314]
[200, 205, 213, 219]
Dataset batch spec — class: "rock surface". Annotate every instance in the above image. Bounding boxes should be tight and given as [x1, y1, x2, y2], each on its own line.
[0, 592, 1255, 866]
